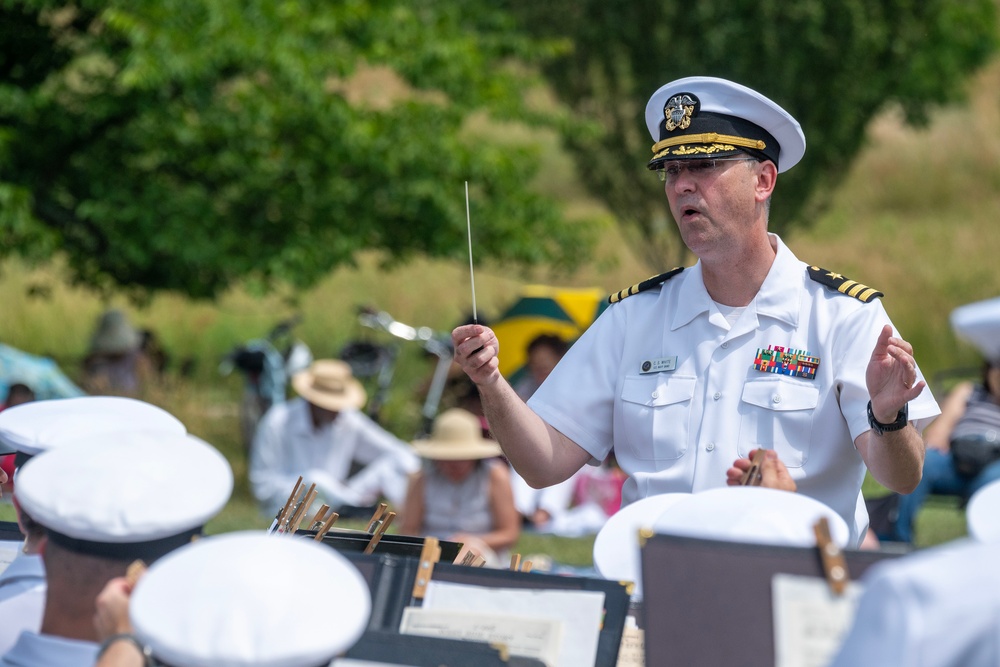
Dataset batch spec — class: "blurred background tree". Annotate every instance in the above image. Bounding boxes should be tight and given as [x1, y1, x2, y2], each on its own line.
[0, 0, 597, 298]
[503, 0, 998, 267]
[1, 0, 996, 295]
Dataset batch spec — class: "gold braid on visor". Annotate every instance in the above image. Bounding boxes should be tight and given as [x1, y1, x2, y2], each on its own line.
[652, 133, 766, 154]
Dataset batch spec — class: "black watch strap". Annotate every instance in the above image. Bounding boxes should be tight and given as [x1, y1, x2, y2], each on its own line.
[867, 400, 909, 435]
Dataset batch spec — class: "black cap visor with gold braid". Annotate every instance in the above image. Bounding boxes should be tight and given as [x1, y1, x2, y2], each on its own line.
[648, 92, 779, 171]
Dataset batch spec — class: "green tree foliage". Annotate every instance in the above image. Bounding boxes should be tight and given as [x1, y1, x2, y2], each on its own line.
[0, 0, 596, 297]
[503, 0, 997, 268]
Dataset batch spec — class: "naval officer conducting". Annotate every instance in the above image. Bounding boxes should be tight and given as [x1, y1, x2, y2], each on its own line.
[452, 76, 940, 546]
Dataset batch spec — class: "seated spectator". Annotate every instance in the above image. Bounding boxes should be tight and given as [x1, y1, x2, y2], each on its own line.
[891, 363, 1000, 543]
[81, 310, 153, 395]
[891, 297, 1000, 544]
[512, 334, 569, 402]
[399, 409, 520, 567]
[0, 345, 84, 402]
[249, 359, 419, 516]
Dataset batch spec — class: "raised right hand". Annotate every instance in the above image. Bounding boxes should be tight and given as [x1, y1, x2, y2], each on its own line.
[452, 324, 502, 386]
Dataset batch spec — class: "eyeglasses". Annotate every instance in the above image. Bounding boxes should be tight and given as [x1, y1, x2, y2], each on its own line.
[655, 157, 757, 183]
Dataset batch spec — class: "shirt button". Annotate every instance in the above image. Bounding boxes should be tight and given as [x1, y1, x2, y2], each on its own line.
[772, 394, 782, 404]
[706, 442, 716, 452]
[721, 342, 729, 349]
[713, 392, 722, 400]
[651, 391, 659, 399]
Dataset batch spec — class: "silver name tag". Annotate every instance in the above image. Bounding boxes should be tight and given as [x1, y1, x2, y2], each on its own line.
[640, 357, 677, 374]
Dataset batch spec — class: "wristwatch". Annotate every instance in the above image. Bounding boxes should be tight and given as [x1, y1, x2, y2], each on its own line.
[96, 633, 153, 667]
[867, 400, 909, 436]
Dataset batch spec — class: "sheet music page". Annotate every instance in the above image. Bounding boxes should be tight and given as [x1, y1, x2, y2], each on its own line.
[616, 623, 644, 666]
[0, 541, 21, 575]
[400, 607, 562, 667]
[772, 573, 864, 667]
[421, 580, 605, 667]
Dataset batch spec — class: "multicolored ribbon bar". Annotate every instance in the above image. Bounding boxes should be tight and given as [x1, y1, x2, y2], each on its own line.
[753, 345, 819, 380]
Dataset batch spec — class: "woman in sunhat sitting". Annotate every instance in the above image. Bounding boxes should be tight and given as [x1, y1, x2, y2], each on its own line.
[400, 408, 521, 567]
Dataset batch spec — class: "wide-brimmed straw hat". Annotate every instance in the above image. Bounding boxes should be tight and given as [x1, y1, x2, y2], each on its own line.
[291, 360, 367, 411]
[411, 408, 502, 461]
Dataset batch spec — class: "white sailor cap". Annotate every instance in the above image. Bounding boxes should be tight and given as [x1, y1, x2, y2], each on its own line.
[652, 487, 850, 548]
[950, 296, 1000, 363]
[14, 432, 232, 562]
[967, 478, 1000, 543]
[593, 493, 689, 600]
[0, 396, 185, 458]
[130, 532, 372, 667]
[645, 76, 806, 173]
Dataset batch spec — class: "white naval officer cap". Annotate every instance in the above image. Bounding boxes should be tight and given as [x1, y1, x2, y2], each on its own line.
[0, 395, 185, 458]
[14, 431, 232, 562]
[645, 76, 806, 173]
[592, 493, 689, 601]
[966, 478, 1000, 543]
[130, 532, 372, 667]
[652, 486, 850, 548]
[950, 296, 1000, 364]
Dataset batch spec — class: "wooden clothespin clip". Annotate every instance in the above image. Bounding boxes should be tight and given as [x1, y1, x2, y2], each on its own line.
[366, 503, 389, 534]
[470, 554, 487, 567]
[313, 512, 339, 541]
[308, 504, 331, 531]
[739, 449, 768, 486]
[272, 476, 304, 533]
[814, 517, 850, 596]
[509, 553, 521, 571]
[458, 550, 477, 566]
[363, 511, 396, 554]
[288, 484, 318, 534]
[125, 559, 147, 588]
[520, 560, 533, 573]
[411, 537, 442, 602]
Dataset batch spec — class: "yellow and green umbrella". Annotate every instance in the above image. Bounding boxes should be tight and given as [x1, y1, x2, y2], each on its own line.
[493, 285, 608, 383]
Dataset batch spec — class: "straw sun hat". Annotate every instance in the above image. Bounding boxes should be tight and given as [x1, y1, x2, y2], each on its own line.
[291, 360, 367, 412]
[412, 409, 502, 461]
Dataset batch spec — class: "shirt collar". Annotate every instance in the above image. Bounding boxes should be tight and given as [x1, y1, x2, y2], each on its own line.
[671, 233, 801, 330]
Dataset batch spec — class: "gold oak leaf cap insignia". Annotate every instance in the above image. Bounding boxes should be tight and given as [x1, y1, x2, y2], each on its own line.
[609, 267, 685, 304]
[807, 266, 884, 303]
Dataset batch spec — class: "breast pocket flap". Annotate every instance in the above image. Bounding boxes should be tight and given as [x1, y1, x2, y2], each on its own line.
[741, 378, 819, 412]
[621, 374, 697, 407]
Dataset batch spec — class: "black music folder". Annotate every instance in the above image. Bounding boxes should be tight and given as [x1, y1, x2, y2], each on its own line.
[640, 533, 903, 667]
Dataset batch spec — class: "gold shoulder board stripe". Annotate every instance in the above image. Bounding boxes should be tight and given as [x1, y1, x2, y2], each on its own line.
[609, 267, 685, 304]
[807, 266, 884, 303]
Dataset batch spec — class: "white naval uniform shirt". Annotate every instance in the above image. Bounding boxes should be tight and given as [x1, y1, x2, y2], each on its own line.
[0, 631, 97, 667]
[829, 539, 1000, 667]
[529, 234, 940, 546]
[0, 553, 45, 655]
[249, 398, 419, 515]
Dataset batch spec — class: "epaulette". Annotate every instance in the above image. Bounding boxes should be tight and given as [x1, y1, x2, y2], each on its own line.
[608, 267, 684, 304]
[807, 266, 883, 303]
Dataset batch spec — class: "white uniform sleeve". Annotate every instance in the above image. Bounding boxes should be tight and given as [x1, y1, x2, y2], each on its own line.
[529, 304, 627, 462]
